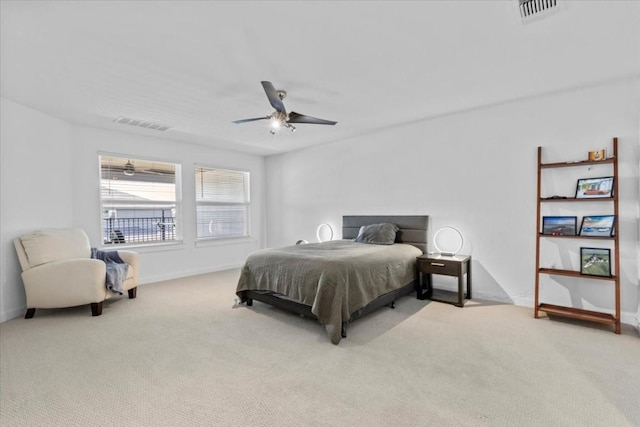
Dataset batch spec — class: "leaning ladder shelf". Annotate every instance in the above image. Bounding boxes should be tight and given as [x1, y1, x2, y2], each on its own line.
[534, 137, 621, 334]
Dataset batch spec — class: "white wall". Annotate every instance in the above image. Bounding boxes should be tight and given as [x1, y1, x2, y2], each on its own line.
[637, 114, 640, 334]
[1, 98, 74, 321]
[0, 97, 266, 321]
[266, 78, 640, 325]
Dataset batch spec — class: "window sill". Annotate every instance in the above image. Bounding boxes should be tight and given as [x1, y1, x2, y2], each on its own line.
[195, 237, 255, 248]
[100, 240, 185, 253]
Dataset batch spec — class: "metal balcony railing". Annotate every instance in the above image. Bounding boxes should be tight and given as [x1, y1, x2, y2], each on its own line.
[103, 217, 176, 244]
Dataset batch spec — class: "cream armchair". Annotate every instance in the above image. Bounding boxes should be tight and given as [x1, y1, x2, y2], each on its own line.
[14, 228, 139, 318]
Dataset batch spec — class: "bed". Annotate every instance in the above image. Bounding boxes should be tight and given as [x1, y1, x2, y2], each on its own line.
[236, 215, 429, 344]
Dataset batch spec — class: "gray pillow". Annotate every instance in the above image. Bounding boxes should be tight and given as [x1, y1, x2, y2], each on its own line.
[354, 223, 399, 245]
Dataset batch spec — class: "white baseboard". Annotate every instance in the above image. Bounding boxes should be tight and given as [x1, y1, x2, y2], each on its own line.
[470, 291, 639, 330]
[138, 263, 243, 285]
[0, 306, 26, 323]
[621, 312, 639, 331]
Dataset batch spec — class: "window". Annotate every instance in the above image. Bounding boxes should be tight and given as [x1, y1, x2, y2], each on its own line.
[100, 155, 181, 245]
[195, 166, 250, 240]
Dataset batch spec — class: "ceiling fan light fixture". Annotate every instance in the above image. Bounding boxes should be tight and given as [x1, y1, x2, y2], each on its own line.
[233, 81, 337, 133]
[123, 160, 135, 176]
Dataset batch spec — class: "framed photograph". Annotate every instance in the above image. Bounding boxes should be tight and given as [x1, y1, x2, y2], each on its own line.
[579, 215, 615, 237]
[542, 216, 577, 236]
[575, 176, 614, 199]
[580, 247, 611, 277]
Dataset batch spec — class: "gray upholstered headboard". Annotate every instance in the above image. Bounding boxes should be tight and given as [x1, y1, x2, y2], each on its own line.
[342, 215, 429, 253]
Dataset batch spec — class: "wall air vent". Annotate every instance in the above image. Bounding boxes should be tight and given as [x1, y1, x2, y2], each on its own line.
[113, 117, 171, 132]
[518, 0, 560, 23]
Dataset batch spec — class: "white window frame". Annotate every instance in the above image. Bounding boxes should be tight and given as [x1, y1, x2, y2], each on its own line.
[99, 153, 182, 247]
[195, 165, 250, 241]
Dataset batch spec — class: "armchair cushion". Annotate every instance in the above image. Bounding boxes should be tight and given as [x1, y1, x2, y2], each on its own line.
[18, 228, 90, 269]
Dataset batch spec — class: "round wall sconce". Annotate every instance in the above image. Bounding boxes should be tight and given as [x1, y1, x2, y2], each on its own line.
[433, 226, 464, 256]
[316, 223, 334, 242]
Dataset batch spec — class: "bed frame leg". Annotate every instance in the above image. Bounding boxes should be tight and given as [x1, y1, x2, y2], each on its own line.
[341, 322, 347, 338]
[246, 299, 253, 306]
[390, 301, 395, 309]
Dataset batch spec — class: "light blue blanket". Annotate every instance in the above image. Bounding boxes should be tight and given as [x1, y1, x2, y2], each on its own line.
[91, 248, 129, 294]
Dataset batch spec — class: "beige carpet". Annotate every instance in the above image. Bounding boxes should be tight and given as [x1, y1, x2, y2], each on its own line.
[1, 269, 639, 427]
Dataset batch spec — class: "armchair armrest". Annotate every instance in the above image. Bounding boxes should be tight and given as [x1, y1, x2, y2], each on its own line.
[117, 250, 139, 286]
[22, 258, 107, 308]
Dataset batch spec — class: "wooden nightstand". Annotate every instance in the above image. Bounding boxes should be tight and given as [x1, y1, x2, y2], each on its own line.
[416, 254, 472, 307]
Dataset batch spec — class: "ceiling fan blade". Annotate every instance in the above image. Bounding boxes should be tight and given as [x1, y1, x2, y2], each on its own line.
[288, 111, 337, 125]
[233, 116, 270, 124]
[261, 81, 286, 114]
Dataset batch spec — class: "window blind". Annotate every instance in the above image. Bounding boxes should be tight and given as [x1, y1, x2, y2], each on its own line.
[195, 166, 250, 240]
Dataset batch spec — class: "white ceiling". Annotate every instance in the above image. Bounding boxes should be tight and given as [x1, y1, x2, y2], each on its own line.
[2, 1, 639, 156]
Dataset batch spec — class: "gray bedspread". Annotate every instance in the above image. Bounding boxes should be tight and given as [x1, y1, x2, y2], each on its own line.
[236, 240, 421, 344]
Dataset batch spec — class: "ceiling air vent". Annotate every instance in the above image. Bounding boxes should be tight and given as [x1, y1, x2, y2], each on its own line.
[518, 0, 560, 23]
[113, 117, 171, 132]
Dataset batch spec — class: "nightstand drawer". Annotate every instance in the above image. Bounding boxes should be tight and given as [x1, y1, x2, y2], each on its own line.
[417, 259, 460, 276]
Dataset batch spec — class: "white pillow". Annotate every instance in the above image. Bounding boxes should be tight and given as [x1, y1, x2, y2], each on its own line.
[20, 228, 91, 268]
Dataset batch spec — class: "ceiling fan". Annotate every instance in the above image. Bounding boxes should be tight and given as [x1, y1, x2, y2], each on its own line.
[233, 81, 337, 134]
[117, 160, 166, 177]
